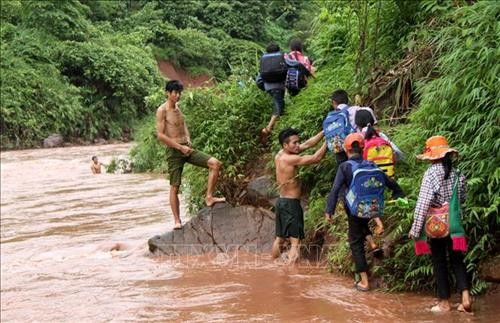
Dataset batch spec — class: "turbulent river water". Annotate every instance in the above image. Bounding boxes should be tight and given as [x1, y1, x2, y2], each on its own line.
[1, 144, 498, 322]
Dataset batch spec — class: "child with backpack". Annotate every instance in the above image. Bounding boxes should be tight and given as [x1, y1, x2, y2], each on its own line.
[324, 133, 405, 292]
[259, 42, 288, 140]
[354, 109, 405, 255]
[284, 39, 314, 96]
[323, 90, 356, 167]
[354, 109, 404, 163]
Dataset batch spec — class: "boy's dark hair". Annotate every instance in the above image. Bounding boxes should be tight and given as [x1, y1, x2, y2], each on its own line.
[290, 38, 303, 52]
[350, 141, 362, 155]
[278, 128, 299, 146]
[92, 156, 97, 161]
[165, 80, 184, 93]
[266, 42, 280, 53]
[331, 89, 349, 105]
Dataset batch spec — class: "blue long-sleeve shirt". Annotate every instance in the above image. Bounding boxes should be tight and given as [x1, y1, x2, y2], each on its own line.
[325, 155, 405, 215]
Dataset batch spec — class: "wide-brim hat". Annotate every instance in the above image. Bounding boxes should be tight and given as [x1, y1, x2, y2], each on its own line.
[416, 135, 458, 161]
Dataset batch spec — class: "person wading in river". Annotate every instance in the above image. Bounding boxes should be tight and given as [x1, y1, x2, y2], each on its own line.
[91, 156, 104, 174]
[156, 80, 225, 230]
[272, 128, 326, 264]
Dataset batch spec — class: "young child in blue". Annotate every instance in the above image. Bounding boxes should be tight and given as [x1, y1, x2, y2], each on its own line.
[324, 133, 404, 291]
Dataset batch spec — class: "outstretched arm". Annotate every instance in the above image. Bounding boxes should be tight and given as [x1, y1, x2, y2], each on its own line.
[299, 130, 324, 152]
[289, 142, 327, 166]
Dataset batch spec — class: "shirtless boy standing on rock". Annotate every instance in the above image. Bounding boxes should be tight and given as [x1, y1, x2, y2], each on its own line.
[272, 128, 326, 264]
[156, 80, 225, 230]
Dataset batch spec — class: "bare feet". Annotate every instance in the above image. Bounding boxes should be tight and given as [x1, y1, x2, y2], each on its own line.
[458, 290, 472, 312]
[260, 128, 270, 144]
[354, 281, 369, 292]
[173, 222, 182, 230]
[205, 196, 226, 207]
[431, 300, 451, 312]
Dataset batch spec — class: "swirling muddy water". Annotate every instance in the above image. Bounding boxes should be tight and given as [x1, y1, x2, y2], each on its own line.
[1, 144, 498, 322]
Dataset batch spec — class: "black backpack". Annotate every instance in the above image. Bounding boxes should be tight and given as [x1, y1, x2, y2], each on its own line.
[259, 52, 287, 83]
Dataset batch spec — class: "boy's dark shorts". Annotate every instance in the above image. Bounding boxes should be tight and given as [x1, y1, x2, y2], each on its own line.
[275, 197, 304, 240]
[166, 146, 211, 187]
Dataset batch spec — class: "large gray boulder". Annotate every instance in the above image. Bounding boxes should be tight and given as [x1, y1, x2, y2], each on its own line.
[245, 175, 278, 207]
[148, 203, 275, 255]
[43, 133, 64, 148]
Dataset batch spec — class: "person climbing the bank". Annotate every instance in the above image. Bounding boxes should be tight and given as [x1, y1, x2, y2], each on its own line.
[284, 38, 314, 96]
[353, 109, 403, 257]
[323, 90, 378, 167]
[285, 38, 315, 74]
[324, 133, 404, 292]
[409, 136, 471, 313]
[272, 128, 326, 264]
[156, 80, 225, 230]
[259, 43, 288, 141]
[354, 109, 404, 163]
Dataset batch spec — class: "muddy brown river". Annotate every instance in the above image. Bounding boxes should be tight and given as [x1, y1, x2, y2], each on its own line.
[1, 144, 498, 322]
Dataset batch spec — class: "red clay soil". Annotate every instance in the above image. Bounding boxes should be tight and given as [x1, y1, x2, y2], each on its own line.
[157, 60, 214, 88]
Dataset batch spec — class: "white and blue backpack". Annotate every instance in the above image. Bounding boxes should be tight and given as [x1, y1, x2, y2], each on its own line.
[322, 107, 355, 153]
[345, 160, 386, 219]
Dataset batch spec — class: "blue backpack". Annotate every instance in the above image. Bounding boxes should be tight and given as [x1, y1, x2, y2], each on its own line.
[322, 108, 355, 153]
[345, 160, 386, 219]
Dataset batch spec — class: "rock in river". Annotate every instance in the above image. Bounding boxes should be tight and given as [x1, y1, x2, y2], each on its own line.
[148, 203, 275, 255]
[43, 134, 64, 148]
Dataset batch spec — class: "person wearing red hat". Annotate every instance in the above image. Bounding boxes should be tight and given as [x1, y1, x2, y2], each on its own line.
[325, 133, 404, 291]
[409, 135, 471, 313]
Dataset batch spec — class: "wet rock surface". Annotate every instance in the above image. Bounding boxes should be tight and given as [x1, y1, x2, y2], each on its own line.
[246, 175, 278, 207]
[43, 134, 64, 148]
[148, 203, 275, 255]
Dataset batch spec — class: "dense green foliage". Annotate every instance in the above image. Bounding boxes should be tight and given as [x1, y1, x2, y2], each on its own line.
[1, 0, 312, 148]
[1, 0, 162, 148]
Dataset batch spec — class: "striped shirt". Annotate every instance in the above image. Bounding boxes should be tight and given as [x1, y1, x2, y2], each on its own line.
[409, 163, 467, 237]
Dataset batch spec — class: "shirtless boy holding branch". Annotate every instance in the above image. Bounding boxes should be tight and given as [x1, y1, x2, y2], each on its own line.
[156, 80, 225, 229]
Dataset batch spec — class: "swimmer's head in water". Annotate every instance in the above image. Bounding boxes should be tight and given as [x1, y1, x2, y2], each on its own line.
[92, 156, 98, 163]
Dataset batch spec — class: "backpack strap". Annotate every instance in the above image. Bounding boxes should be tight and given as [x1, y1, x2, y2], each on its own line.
[346, 159, 359, 172]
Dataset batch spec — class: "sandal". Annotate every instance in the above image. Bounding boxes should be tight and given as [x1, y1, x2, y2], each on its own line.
[173, 223, 182, 230]
[353, 282, 369, 292]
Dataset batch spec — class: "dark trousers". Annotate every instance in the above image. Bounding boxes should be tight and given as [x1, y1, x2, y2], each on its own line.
[348, 215, 371, 273]
[430, 237, 469, 299]
[268, 89, 285, 116]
